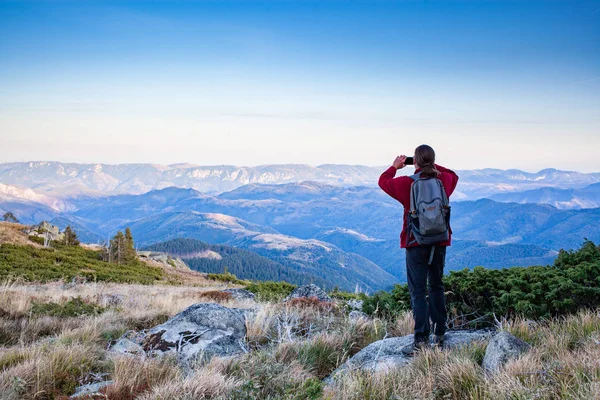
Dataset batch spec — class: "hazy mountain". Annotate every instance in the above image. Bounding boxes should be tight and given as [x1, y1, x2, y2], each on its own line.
[126, 211, 396, 292]
[2, 162, 599, 200]
[490, 183, 600, 209]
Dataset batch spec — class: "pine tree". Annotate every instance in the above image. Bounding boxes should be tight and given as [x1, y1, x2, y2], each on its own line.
[110, 231, 126, 265]
[2, 211, 18, 223]
[63, 226, 80, 246]
[124, 227, 137, 262]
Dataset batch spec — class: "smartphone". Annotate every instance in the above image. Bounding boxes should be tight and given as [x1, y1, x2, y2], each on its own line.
[405, 157, 414, 165]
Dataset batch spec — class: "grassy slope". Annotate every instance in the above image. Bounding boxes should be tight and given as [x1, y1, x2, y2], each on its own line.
[0, 221, 214, 285]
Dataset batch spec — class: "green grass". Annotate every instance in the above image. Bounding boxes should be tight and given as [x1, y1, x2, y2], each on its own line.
[0, 242, 164, 284]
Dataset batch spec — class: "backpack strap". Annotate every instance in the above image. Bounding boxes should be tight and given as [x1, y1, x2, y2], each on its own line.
[428, 245, 435, 265]
[409, 172, 422, 181]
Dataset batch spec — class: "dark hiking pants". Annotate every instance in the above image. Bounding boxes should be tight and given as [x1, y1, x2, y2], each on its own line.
[406, 244, 448, 343]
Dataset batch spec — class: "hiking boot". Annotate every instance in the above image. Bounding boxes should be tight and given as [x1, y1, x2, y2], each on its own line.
[401, 340, 429, 357]
[433, 334, 446, 348]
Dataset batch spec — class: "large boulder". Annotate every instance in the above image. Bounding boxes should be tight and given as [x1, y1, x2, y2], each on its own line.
[482, 331, 531, 373]
[110, 303, 247, 369]
[284, 284, 332, 302]
[326, 330, 493, 383]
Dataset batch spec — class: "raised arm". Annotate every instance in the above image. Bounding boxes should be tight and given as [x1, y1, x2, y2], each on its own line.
[378, 156, 413, 206]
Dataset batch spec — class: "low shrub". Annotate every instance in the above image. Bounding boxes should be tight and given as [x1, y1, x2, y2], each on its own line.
[30, 297, 106, 318]
[329, 287, 365, 301]
[363, 241, 600, 322]
[206, 271, 247, 285]
[198, 290, 234, 302]
[245, 280, 297, 302]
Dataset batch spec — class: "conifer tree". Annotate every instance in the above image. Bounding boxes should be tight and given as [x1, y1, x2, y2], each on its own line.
[124, 227, 137, 262]
[110, 231, 126, 265]
[2, 211, 18, 223]
[63, 226, 80, 246]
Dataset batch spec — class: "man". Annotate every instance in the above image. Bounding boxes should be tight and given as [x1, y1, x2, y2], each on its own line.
[378, 144, 459, 355]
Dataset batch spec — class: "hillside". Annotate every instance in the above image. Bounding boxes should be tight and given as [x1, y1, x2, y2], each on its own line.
[0, 241, 598, 399]
[144, 238, 331, 287]
[0, 222, 210, 286]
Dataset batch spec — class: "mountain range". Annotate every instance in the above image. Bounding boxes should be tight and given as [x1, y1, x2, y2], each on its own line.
[1, 162, 599, 291]
[3, 162, 600, 205]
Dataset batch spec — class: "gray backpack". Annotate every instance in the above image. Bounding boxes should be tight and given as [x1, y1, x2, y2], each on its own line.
[407, 172, 451, 251]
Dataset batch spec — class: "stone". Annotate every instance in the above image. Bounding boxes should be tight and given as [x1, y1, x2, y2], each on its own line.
[482, 331, 531, 373]
[70, 381, 113, 398]
[109, 335, 146, 358]
[109, 303, 247, 369]
[326, 329, 493, 383]
[347, 299, 364, 311]
[284, 284, 332, 302]
[137, 251, 190, 270]
[222, 288, 256, 302]
[348, 310, 369, 320]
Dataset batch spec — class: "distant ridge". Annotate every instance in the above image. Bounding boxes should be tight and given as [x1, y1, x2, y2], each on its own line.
[1, 161, 599, 200]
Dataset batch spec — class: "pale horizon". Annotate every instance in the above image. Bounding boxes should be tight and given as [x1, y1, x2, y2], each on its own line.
[0, 159, 598, 175]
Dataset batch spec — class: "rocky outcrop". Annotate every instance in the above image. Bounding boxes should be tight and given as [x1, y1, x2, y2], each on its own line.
[284, 284, 332, 302]
[222, 288, 256, 302]
[482, 331, 531, 373]
[346, 299, 364, 311]
[348, 310, 369, 320]
[109, 303, 247, 370]
[27, 221, 64, 242]
[137, 251, 189, 270]
[326, 330, 493, 382]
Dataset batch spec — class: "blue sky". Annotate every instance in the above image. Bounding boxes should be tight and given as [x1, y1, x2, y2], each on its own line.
[1, 0, 599, 171]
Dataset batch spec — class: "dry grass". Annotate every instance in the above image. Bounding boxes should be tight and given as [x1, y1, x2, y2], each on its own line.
[0, 222, 39, 247]
[136, 358, 241, 400]
[325, 312, 600, 400]
[2, 278, 599, 399]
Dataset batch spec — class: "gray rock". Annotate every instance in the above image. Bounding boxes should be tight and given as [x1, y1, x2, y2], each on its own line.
[482, 331, 531, 373]
[284, 284, 332, 302]
[137, 251, 190, 270]
[347, 299, 364, 311]
[348, 310, 369, 320]
[70, 381, 113, 398]
[326, 329, 493, 383]
[109, 303, 247, 369]
[109, 335, 146, 358]
[222, 288, 256, 301]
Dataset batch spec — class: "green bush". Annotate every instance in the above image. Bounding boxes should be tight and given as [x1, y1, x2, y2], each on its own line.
[329, 287, 365, 301]
[30, 297, 106, 318]
[0, 242, 164, 284]
[363, 241, 600, 322]
[245, 280, 297, 302]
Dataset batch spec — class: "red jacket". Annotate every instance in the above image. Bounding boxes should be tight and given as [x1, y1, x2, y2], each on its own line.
[378, 164, 459, 248]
